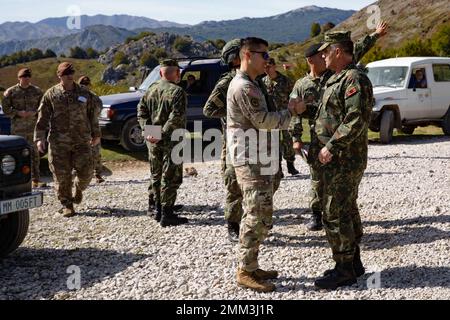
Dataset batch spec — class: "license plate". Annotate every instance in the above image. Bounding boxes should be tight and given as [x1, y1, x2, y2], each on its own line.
[0, 193, 43, 216]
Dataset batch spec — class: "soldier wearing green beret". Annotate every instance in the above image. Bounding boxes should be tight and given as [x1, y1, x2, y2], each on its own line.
[137, 59, 189, 227]
[290, 21, 388, 231]
[310, 30, 374, 290]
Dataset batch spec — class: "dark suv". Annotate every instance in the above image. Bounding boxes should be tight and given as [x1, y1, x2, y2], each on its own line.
[99, 58, 228, 151]
[0, 104, 11, 135]
[0, 135, 43, 258]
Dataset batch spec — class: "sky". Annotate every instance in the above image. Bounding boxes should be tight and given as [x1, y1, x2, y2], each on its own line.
[0, 0, 376, 24]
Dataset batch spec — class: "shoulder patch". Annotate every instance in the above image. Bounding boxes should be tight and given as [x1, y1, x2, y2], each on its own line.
[345, 86, 358, 99]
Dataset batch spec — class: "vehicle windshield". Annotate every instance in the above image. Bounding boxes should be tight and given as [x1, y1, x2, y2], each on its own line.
[138, 65, 185, 91]
[367, 66, 408, 88]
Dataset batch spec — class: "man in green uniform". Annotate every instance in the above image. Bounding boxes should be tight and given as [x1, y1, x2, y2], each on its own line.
[35, 63, 101, 217]
[137, 59, 188, 227]
[312, 31, 374, 290]
[2, 68, 45, 188]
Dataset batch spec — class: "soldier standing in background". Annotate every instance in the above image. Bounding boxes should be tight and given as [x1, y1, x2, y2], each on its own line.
[227, 37, 305, 292]
[204, 39, 243, 242]
[35, 62, 101, 217]
[78, 76, 105, 184]
[290, 21, 389, 231]
[312, 32, 374, 290]
[262, 58, 299, 176]
[137, 59, 188, 228]
[2, 68, 45, 188]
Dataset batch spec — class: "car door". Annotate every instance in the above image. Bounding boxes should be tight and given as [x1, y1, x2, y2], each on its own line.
[431, 62, 450, 118]
[406, 65, 432, 120]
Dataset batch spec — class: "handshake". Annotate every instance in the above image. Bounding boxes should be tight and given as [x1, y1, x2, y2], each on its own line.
[288, 97, 306, 116]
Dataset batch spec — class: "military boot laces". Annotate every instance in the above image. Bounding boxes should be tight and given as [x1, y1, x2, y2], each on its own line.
[227, 221, 240, 242]
[236, 269, 276, 292]
[253, 269, 279, 281]
[315, 262, 357, 290]
[73, 188, 83, 204]
[160, 207, 188, 227]
[287, 161, 299, 176]
[307, 211, 323, 231]
[323, 246, 365, 278]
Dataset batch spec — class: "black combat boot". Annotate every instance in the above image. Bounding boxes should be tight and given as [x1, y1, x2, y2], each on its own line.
[323, 246, 365, 277]
[286, 161, 299, 176]
[147, 196, 156, 217]
[160, 206, 189, 227]
[307, 211, 323, 231]
[155, 203, 162, 222]
[227, 221, 240, 242]
[315, 261, 357, 290]
[173, 204, 184, 212]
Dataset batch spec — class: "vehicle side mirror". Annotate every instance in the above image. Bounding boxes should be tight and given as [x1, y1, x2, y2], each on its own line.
[129, 87, 137, 92]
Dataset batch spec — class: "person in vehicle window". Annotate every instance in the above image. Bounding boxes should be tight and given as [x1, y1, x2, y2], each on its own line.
[409, 69, 427, 89]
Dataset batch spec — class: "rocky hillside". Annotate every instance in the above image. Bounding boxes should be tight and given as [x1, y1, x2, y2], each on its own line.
[144, 6, 354, 43]
[99, 33, 220, 84]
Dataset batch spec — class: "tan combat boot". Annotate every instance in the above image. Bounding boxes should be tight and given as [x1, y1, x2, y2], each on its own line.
[73, 188, 83, 204]
[236, 268, 275, 292]
[32, 180, 47, 188]
[62, 204, 76, 218]
[253, 269, 279, 281]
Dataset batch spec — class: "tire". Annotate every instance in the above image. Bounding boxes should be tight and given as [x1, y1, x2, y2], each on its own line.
[380, 110, 394, 144]
[120, 118, 146, 152]
[0, 210, 30, 259]
[400, 126, 416, 135]
[443, 108, 450, 136]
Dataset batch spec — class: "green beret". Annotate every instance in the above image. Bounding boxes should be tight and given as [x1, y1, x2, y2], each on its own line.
[18, 68, 32, 78]
[160, 59, 179, 68]
[318, 31, 352, 51]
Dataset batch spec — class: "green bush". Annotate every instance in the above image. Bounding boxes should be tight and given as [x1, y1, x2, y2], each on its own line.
[173, 37, 192, 53]
[125, 31, 156, 44]
[432, 23, 450, 56]
[310, 23, 321, 38]
[113, 52, 129, 67]
[153, 48, 168, 59]
[140, 52, 159, 68]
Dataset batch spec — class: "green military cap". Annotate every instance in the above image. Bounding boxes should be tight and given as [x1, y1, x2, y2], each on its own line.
[221, 38, 242, 65]
[160, 59, 179, 68]
[318, 31, 352, 51]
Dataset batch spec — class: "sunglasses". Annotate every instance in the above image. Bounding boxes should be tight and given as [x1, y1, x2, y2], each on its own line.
[250, 51, 270, 61]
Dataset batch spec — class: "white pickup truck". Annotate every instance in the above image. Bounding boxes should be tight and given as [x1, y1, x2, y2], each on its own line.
[366, 57, 450, 143]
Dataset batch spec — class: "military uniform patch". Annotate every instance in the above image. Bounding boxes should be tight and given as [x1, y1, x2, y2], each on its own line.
[345, 86, 358, 98]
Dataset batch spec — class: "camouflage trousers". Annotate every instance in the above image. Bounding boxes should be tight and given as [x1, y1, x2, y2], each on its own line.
[309, 164, 324, 213]
[48, 142, 93, 207]
[235, 164, 277, 272]
[280, 130, 296, 163]
[13, 130, 40, 180]
[92, 143, 103, 176]
[147, 142, 183, 208]
[321, 161, 365, 264]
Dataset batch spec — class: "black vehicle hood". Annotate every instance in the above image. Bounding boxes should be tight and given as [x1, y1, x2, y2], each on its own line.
[100, 91, 144, 106]
[0, 135, 28, 149]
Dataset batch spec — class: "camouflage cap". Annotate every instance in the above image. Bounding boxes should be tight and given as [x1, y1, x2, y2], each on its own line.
[318, 31, 352, 51]
[18, 68, 32, 78]
[304, 43, 324, 58]
[221, 38, 241, 65]
[57, 62, 75, 76]
[78, 75, 91, 86]
[160, 59, 179, 68]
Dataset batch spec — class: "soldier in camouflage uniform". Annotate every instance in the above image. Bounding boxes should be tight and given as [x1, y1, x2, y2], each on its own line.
[227, 38, 305, 292]
[311, 31, 374, 290]
[2, 68, 45, 188]
[78, 76, 105, 184]
[35, 63, 101, 217]
[262, 58, 299, 176]
[137, 59, 188, 228]
[290, 21, 389, 231]
[204, 39, 243, 241]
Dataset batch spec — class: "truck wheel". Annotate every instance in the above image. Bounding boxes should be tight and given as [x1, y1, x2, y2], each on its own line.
[400, 126, 415, 135]
[380, 110, 394, 144]
[0, 210, 30, 259]
[442, 108, 450, 136]
[120, 118, 146, 152]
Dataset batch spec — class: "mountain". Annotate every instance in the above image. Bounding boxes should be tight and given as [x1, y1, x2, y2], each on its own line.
[0, 25, 137, 56]
[142, 6, 355, 43]
[0, 14, 189, 42]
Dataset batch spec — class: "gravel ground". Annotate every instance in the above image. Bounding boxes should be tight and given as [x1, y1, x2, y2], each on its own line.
[1, 136, 449, 300]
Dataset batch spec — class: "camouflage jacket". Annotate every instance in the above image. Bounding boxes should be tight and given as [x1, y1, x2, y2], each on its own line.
[262, 71, 294, 111]
[313, 63, 373, 165]
[2, 84, 43, 134]
[290, 33, 379, 143]
[137, 79, 187, 142]
[227, 70, 292, 166]
[35, 83, 101, 145]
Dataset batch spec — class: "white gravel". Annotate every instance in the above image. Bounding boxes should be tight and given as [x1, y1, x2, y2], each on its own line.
[1, 136, 449, 300]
